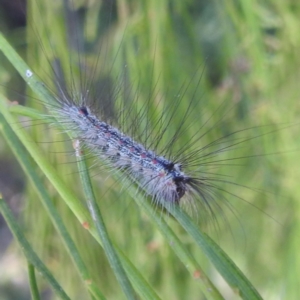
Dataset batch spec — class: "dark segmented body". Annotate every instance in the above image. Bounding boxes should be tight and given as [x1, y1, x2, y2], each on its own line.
[56, 103, 191, 203]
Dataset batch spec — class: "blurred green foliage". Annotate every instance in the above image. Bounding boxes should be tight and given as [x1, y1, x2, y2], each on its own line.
[1, 0, 300, 299]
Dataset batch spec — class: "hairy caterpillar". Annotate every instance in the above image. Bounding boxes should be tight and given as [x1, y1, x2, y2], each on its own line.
[0, 1, 299, 299]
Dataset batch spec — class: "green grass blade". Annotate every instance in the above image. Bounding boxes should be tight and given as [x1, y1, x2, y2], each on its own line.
[74, 141, 136, 300]
[140, 203, 224, 300]
[0, 33, 57, 107]
[166, 204, 262, 300]
[0, 195, 71, 300]
[117, 174, 225, 300]
[27, 263, 41, 300]
[122, 172, 261, 299]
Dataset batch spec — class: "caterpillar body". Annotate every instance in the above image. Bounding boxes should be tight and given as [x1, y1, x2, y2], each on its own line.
[69, 104, 188, 204]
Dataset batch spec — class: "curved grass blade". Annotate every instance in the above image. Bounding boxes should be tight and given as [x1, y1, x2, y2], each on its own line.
[28, 263, 41, 300]
[165, 203, 263, 300]
[0, 195, 71, 300]
[114, 173, 225, 300]
[74, 140, 136, 300]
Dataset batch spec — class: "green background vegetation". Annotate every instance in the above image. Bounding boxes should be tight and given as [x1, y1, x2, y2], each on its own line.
[0, 0, 300, 299]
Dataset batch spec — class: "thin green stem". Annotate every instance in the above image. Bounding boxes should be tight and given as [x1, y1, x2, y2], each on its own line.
[74, 140, 136, 300]
[166, 204, 263, 300]
[28, 263, 41, 300]
[114, 174, 224, 300]
[141, 203, 224, 300]
[0, 196, 71, 300]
